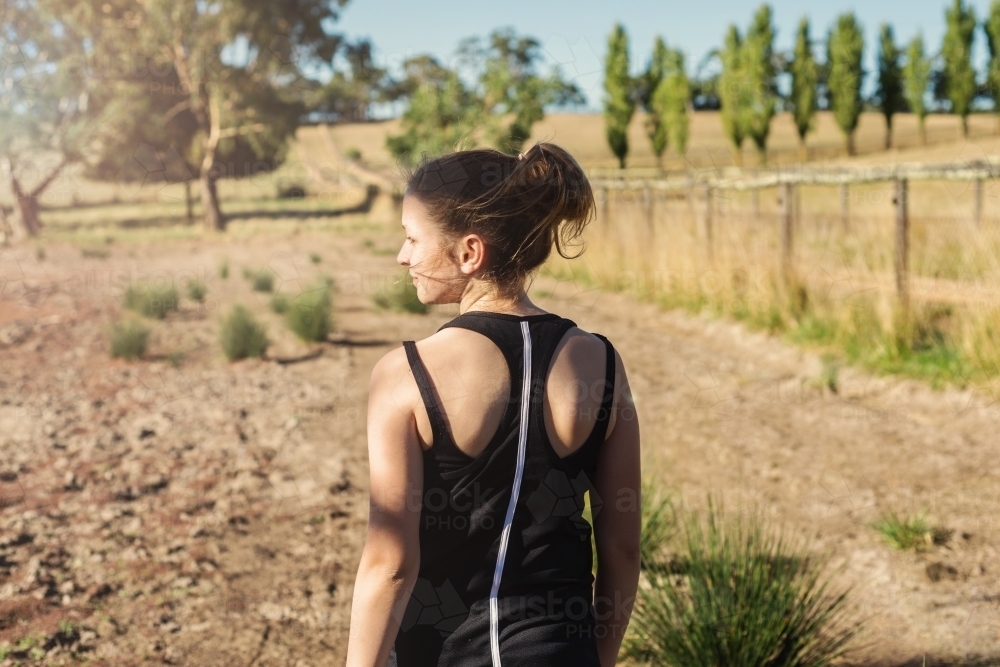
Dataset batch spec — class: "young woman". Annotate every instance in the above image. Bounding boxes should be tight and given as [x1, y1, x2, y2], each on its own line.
[346, 142, 641, 667]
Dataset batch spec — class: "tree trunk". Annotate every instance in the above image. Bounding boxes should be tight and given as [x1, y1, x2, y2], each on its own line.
[618, 154, 626, 170]
[845, 132, 855, 157]
[731, 145, 743, 168]
[3, 156, 68, 239]
[961, 115, 969, 139]
[200, 169, 224, 231]
[885, 116, 892, 150]
[184, 180, 194, 224]
[919, 118, 927, 146]
[798, 138, 808, 163]
[756, 146, 767, 168]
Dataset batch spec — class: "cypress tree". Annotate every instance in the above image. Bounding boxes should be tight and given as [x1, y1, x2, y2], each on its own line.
[903, 35, 932, 145]
[604, 24, 636, 169]
[745, 4, 777, 166]
[789, 18, 819, 161]
[942, 0, 977, 138]
[644, 37, 671, 171]
[657, 49, 691, 162]
[827, 13, 865, 156]
[719, 25, 748, 167]
[876, 24, 904, 149]
[983, 0, 1000, 134]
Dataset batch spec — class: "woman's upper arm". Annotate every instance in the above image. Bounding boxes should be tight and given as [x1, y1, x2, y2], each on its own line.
[592, 348, 641, 558]
[364, 347, 424, 573]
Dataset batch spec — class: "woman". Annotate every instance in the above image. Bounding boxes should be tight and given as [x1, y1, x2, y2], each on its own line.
[346, 142, 641, 667]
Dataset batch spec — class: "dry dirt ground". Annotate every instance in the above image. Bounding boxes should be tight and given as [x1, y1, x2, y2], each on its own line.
[1, 220, 999, 666]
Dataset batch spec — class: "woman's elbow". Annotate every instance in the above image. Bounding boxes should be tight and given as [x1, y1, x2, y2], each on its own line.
[359, 549, 420, 587]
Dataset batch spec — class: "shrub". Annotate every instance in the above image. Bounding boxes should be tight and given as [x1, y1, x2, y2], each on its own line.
[309, 252, 322, 264]
[186, 279, 207, 302]
[109, 317, 150, 360]
[344, 146, 361, 161]
[244, 268, 274, 292]
[625, 499, 860, 667]
[220, 304, 269, 361]
[123, 282, 180, 319]
[269, 293, 290, 314]
[373, 271, 427, 314]
[219, 258, 230, 280]
[286, 279, 334, 342]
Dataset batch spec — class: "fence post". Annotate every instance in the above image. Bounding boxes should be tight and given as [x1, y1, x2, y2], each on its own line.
[781, 182, 794, 278]
[643, 185, 654, 236]
[894, 177, 909, 314]
[840, 182, 849, 232]
[703, 183, 714, 263]
[975, 178, 983, 227]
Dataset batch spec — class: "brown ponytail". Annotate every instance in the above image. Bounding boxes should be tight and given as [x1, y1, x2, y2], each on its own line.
[401, 142, 596, 299]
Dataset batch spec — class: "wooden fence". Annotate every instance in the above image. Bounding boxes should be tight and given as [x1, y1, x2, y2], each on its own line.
[589, 160, 1000, 314]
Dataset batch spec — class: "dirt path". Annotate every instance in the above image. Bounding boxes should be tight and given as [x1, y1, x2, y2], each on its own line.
[1, 228, 999, 665]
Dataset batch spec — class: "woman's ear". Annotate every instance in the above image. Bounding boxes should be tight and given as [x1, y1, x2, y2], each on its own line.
[456, 232, 489, 276]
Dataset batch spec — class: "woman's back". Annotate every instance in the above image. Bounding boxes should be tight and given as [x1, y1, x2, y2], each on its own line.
[392, 311, 617, 667]
[346, 142, 640, 667]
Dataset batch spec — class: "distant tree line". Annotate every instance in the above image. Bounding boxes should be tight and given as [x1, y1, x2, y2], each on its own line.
[5, 0, 1000, 237]
[604, 0, 1000, 168]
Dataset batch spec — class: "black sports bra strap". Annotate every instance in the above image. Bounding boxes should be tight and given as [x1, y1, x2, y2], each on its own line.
[402, 340, 451, 446]
[590, 333, 617, 444]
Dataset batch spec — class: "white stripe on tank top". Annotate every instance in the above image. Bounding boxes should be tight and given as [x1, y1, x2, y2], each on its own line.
[488, 320, 532, 667]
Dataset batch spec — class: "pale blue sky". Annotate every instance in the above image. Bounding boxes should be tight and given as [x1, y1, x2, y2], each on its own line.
[328, 0, 996, 116]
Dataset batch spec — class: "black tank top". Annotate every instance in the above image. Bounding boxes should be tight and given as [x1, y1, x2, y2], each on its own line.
[390, 311, 616, 667]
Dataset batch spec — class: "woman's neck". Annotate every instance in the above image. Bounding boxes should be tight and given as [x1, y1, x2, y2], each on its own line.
[458, 285, 548, 316]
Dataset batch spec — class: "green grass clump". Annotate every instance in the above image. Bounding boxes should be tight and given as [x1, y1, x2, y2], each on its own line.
[220, 304, 269, 361]
[309, 251, 322, 264]
[219, 258, 230, 279]
[286, 279, 334, 342]
[871, 510, 948, 551]
[269, 293, 290, 314]
[373, 272, 427, 314]
[244, 268, 274, 292]
[109, 317, 151, 360]
[123, 282, 180, 319]
[81, 246, 110, 259]
[625, 498, 860, 667]
[186, 279, 207, 302]
[640, 480, 677, 571]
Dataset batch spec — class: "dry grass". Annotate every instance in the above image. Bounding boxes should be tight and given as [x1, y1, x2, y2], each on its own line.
[545, 182, 1000, 389]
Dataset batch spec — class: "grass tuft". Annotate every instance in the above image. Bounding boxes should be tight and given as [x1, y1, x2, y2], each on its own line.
[309, 251, 322, 264]
[109, 317, 151, 360]
[123, 282, 180, 319]
[640, 480, 676, 571]
[186, 279, 207, 302]
[624, 497, 861, 667]
[220, 304, 269, 361]
[373, 272, 428, 314]
[871, 510, 948, 551]
[219, 258, 230, 280]
[244, 267, 275, 292]
[269, 293, 290, 314]
[286, 279, 334, 342]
